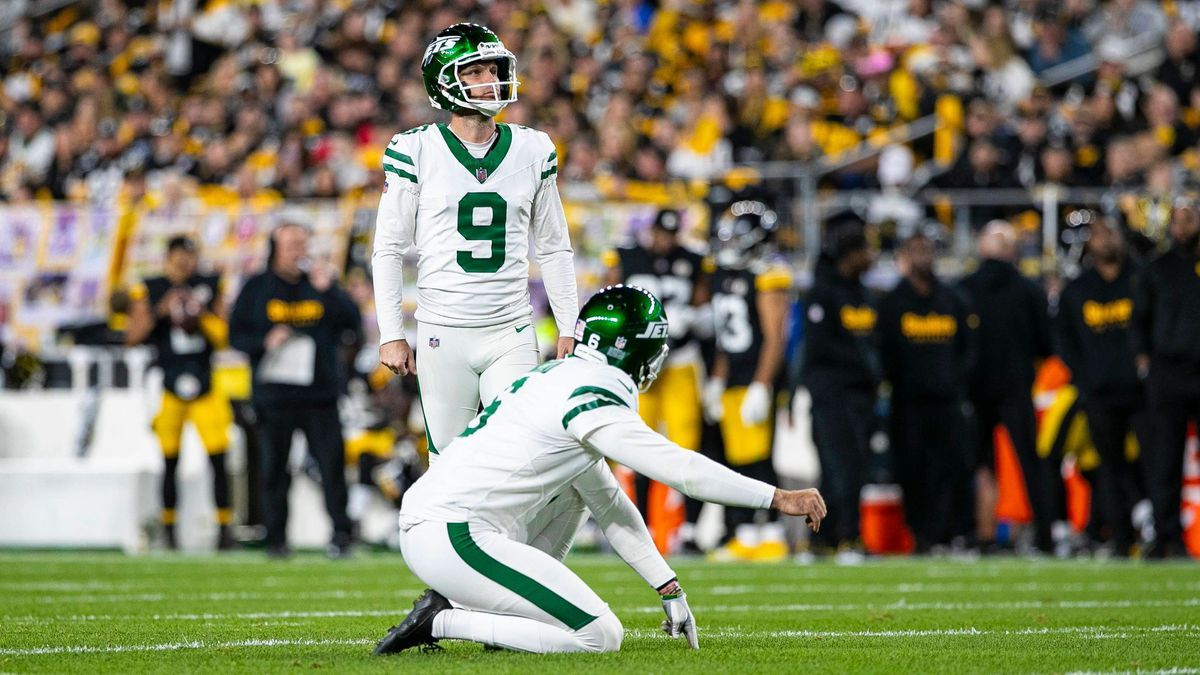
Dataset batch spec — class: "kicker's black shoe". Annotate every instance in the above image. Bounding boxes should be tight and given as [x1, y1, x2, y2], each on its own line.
[373, 588, 451, 655]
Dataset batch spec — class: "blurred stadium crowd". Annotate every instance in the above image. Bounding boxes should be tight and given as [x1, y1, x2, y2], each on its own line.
[3, 0, 1200, 211]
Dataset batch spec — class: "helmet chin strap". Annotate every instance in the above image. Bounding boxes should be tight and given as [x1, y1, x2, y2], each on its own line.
[637, 345, 670, 392]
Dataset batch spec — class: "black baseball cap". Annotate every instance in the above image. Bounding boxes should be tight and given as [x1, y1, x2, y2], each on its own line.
[166, 235, 197, 253]
[651, 209, 683, 234]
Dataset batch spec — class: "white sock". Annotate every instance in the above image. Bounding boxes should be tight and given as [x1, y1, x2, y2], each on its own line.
[432, 608, 585, 653]
[347, 484, 371, 521]
[759, 522, 785, 543]
[735, 524, 759, 547]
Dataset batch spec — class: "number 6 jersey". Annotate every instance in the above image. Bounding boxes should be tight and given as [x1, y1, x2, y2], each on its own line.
[372, 123, 577, 344]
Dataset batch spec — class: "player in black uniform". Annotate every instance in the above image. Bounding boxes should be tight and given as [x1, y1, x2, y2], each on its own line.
[1055, 212, 1146, 556]
[878, 231, 976, 552]
[603, 209, 712, 553]
[127, 235, 235, 550]
[707, 201, 792, 561]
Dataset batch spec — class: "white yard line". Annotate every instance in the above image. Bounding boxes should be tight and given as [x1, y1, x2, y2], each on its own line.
[5, 624, 1197, 657]
[627, 597, 1200, 614]
[1066, 670, 1200, 675]
[0, 638, 373, 657]
[6, 598, 1200, 624]
[626, 624, 1200, 639]
[13, 588, 423, 605]
[704, 581, 1200, 595]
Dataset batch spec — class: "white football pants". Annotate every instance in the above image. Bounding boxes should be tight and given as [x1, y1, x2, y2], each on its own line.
[415, 318, 538, 458]
[400, 520, 624, 653]
[415, 319, 587, 559]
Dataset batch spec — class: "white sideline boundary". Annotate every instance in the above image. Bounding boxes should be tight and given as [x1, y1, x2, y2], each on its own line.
[3, 625, 1198, 657]
[5, 598, 1200, 624]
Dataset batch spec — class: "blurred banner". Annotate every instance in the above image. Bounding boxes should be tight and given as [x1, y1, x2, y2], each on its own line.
[1, 204, 121, 349]
[1, 198, 712, 352]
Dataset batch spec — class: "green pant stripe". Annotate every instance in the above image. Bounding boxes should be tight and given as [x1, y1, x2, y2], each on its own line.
[568, 386, 627, 406]
[384, 148, 415, 165]
[561, 399, 624, 428]
[384, 164, 418, 183]
[416, 381, 438, 455]
[446, 522, 597, 630]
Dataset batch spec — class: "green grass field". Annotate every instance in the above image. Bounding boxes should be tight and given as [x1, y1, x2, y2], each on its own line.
[1, 551, 1197, 673]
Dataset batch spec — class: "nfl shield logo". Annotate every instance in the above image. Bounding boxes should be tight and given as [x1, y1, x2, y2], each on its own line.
[428, 336, 440, 349]
[476, 167, 488, 183]
[615, 336, 627, 349]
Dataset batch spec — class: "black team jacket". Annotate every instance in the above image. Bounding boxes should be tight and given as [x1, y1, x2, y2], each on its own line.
[1132, 242, 1200, 393]
[878, 276, 976, 403]
[229, 270, 361, 408]
[1055, 261, 1142, 408]
[958, 258, 1053, 402]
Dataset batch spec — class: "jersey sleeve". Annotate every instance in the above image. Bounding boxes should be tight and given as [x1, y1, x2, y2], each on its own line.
[561, 368, 640, 441]
[755, 264, 793, 293]
[204, 275, 223, 311]
[530, 130, 578, 337]
[585, 418, 776, 509]
[572, 462, 677, 589]
[372, 132, 420, 344]
[381, 133, 419, 189]
[129, 280, 150, 303]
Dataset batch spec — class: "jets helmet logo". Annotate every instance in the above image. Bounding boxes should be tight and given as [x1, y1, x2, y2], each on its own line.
[634, 321, 669, 339]
[422, 36, 460, 67]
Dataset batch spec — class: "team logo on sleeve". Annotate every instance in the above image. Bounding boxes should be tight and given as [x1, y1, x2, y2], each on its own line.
[428, 336, 440, 349]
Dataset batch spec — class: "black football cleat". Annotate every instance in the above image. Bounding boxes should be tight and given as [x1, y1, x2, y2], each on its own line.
[373, 588, 452, 656]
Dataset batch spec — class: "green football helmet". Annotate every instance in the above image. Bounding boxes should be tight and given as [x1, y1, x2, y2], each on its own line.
[421, 23, 519, 117]
[573, 285, 670, 392]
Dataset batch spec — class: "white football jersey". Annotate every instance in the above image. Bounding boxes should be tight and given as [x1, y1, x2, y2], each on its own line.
[399, 357, 640, 538]
[373, 123, 569, 341]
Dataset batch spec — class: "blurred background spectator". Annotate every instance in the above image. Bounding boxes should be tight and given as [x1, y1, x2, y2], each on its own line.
[0, 0, 1196, 221]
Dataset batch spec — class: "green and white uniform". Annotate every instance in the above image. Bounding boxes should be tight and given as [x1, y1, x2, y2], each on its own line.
[371, 122, 577, 456]
[398, 356, 776, 653]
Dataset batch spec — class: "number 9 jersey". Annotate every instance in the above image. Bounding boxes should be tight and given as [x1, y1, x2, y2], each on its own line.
[372, 122, 573, 343]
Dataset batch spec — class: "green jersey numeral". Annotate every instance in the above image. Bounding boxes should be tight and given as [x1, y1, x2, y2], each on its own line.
[457, 192, 507, 273]
[459, 361, 562, 437]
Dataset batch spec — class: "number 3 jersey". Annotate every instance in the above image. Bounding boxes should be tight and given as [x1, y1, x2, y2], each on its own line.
[711, 261, 792, 388]
[399, 354, 777, 587]
[372, 123, 576, 344]
[399, 357, 641, 537]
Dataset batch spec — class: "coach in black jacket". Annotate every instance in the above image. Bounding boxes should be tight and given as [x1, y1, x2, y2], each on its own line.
[229, 222, 361, 559]
[879, 232, 976, 552]
[1055, 215, 1146, 555]
[802, 224, 879, 555]
[959, 221, 1058, 553]
[1132, 202, 1200, 559]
